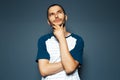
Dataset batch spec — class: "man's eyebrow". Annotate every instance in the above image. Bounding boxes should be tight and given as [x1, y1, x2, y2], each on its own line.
[58, 10, 63, 12]
[49, 9, 63, 14]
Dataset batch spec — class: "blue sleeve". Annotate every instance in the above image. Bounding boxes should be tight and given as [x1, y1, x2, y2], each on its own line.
[70, 37, 84, 65]
[36, 37, 50, 62]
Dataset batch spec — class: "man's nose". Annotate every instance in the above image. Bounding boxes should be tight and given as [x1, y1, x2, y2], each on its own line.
[55, 13, 58, 18]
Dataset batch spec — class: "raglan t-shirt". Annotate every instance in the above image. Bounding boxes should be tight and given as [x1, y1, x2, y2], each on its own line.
[36, 32, 84, 80]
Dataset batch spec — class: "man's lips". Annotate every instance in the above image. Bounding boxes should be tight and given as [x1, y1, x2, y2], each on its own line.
[54, 19, 62, 23]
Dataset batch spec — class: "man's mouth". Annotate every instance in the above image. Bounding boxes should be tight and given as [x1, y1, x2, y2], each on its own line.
[54, 18, 62, 23]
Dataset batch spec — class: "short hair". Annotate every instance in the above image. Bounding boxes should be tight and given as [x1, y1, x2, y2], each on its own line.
[47, 4, 66, 19]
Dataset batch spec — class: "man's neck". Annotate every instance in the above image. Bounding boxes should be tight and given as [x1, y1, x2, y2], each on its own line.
[63, 26, 71, 38]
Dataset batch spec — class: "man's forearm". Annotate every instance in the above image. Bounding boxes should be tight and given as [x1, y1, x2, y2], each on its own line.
[59, 37, 79, 74]
[38, 60, 63, 77]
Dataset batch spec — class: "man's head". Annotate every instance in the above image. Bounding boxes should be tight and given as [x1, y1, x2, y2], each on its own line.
[47, 4, 67, 27]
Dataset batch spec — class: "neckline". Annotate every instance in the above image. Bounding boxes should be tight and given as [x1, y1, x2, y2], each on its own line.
[51, 32, 72, 38]
[65, 33, 72, 38]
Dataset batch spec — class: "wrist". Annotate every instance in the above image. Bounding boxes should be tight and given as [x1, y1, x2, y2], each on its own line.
[58, 37, 66, 43]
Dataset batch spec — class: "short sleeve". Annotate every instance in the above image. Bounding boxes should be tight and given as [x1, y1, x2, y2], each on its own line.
[70, 37, 84, 65]
[36, 37, 50, 62]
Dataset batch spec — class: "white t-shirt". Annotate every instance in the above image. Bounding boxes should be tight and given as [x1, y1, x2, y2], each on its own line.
[36, 33, 84, 80]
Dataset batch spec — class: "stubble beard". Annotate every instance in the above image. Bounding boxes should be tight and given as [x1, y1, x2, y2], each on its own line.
[49, 17, 66, 27]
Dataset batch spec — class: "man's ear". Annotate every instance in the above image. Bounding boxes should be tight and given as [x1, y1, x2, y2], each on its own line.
[65, 15, 68, 21]
[47, 20, 53, 27]
[47, 20, 50, 25]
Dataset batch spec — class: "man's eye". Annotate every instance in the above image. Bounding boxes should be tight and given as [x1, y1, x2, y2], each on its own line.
[49, 13, 54, 16]
[58, 11, 63, 13]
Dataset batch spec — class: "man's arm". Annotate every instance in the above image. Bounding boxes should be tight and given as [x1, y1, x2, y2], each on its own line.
[53, 25, 79, 74]
[38, 59, 63, 77]
[59, 37, 79, 74]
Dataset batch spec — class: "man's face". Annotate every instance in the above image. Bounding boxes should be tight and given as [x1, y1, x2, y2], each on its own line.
[48, 5, 66, 27]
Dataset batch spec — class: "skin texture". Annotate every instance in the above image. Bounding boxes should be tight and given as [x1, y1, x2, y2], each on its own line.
[38, 5, 80, 77]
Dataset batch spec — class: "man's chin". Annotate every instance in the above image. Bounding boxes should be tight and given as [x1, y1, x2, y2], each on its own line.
[54, 23, 65, 27]
[51, 23, 62, 26]
[50, 21, 65, 27]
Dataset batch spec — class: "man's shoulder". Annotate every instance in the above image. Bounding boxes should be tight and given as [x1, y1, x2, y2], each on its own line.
[71, 33, 84, 47]
[38, 33, 53, 41]
[71, 33, 83, 40]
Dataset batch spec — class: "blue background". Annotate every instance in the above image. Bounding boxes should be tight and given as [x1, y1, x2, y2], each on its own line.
[0, 0, 120, 80]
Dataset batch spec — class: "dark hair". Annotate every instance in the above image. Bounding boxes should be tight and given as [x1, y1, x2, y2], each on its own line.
[47, 4, 66, 19]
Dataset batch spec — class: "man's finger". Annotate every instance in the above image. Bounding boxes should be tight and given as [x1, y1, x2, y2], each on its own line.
[60, 24, 64, 28]
[53, 24, 61, 29]
[52, 24, 58, 29]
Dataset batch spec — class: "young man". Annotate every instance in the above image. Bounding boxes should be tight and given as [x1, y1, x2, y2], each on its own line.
[36, 4, 84, 80]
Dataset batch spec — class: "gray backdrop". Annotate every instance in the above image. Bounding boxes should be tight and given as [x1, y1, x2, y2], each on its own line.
[0, 0, 120, 80]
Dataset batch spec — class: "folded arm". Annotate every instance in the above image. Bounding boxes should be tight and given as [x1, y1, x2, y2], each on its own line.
[38, 59, 63, 77]
[53, 25, 80, 74]
[59, 37, 79, 74]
